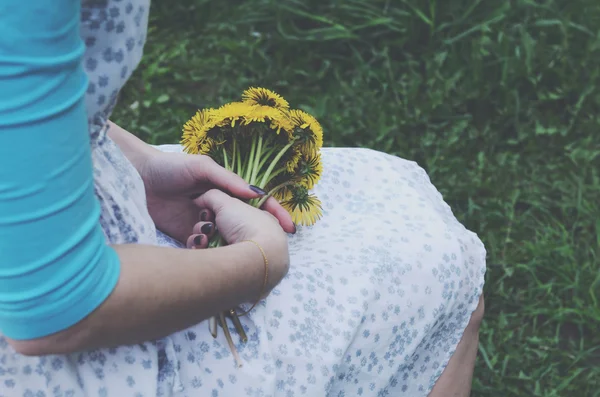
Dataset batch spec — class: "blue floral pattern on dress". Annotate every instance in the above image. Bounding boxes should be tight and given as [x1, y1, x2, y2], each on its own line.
[0, 1, 486, 396]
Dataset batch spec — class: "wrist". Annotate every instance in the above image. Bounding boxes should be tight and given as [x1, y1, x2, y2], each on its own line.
[213, 241, 272, 304]
[249, 233, 289, 293]
[107, 121, 157, 175]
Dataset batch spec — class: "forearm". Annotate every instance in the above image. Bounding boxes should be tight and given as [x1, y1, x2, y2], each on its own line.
[106, 120, 157, 171]
[9, 241, 266, 356]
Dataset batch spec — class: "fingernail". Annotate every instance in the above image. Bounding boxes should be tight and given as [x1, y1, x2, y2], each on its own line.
[201, 223, 214, 234]
[200, 211, 208, 221]
[292, 223, 297, 234]
[249, 185, 267, 196]
[194, 235, 203, 245]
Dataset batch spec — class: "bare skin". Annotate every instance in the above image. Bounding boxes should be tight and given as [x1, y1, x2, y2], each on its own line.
[428, 294, 485, 397]
[7, 190, 290, 356]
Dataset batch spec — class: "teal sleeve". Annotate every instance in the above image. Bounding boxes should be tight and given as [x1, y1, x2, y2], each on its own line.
[0, 0, 121, 339]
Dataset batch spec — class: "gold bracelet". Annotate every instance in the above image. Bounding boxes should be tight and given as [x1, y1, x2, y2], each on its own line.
[235, 240, 269, 317]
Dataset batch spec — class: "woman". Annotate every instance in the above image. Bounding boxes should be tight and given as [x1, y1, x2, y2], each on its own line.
[0, 1, 486, 396]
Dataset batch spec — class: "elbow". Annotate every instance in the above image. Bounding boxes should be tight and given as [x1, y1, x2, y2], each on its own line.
[0, 230, 119, 356]
[6, 338, 50, 357]
[5, 322, 92, 356]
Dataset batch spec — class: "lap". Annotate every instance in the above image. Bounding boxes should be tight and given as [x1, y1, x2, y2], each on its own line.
[167, 146, 486, 396]
[0, 146, 486, 397]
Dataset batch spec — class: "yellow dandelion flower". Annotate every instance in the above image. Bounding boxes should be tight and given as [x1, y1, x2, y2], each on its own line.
[213, 102, 254, 128]
[182, 109, 213, 142]
[282, 147, 302, 173]
[295, 152, 323, 189]
[280, 186, 323, 226]
[244, 105, 281, 124]
[242, 87, 290, 110]
[272, 186, 293, 201]
[199, 138, 218, 155]
[288, 109, 323, 156]
[182, 134, 217, 155]
[181, 133, 200, 154]
[265, 173, 294, 201]
[181, 108, 217, 154]
[242, 105, 294, 137]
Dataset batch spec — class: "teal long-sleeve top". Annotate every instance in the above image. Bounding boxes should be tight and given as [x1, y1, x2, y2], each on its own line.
[0, 0, 121, 340]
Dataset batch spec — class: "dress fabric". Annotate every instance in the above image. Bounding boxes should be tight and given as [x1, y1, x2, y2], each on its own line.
[0, 1, 486, 396]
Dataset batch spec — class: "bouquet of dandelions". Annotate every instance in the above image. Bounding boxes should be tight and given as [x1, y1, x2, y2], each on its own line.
[181, 87, 324, 366]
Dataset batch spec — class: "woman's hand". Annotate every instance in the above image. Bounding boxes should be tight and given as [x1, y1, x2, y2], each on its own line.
[106, 122, 295, 243]
[141, 151, 295, 243]
[193, 189, 290, 291]
[180, 190, 289, 294]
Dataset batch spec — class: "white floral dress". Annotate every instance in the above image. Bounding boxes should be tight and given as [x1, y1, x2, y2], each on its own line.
[0, 1, 486, 396]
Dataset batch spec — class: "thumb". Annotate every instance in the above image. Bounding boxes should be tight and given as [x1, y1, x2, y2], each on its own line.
[192, 189, 232, 215]
[192, 156, 264, 200]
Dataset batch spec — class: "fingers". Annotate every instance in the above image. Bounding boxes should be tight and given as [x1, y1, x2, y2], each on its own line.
[194, 189, 296, 234]
[192, 221, 216, 237]
[187, 218, 216, 249]
[186, 234, 209, 249]
[261, 196, 296, 234]
[192, 189, 231, 215]
[199, 209, 215, 222]
[191, 157, 294, 233]
[193, 156, 264, 200]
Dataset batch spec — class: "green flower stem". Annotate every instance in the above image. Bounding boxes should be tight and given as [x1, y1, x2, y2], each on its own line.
[246, 135, 282, 187]
[255, 177, 294, 208]
[250, 135, 263, 185]
[252, 167, 285, 195]
[259, 141, 295, 188]
[255, 195, 269, 208]
[208, 231, 227, 249]
[236, 145, 243, 176]
[222, 147, 229, 170]
[256, 147, 276, 171]
[264, 167, 285, 182]
[268, 179, 294, 195]
[230, 140, 237, 172]
[244, 136, 257, 182]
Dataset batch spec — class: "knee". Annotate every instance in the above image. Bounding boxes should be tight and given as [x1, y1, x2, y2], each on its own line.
[466, 294, 485, 332]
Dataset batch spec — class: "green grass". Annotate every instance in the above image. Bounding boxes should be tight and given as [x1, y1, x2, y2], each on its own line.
[112, 0, 600, 395]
